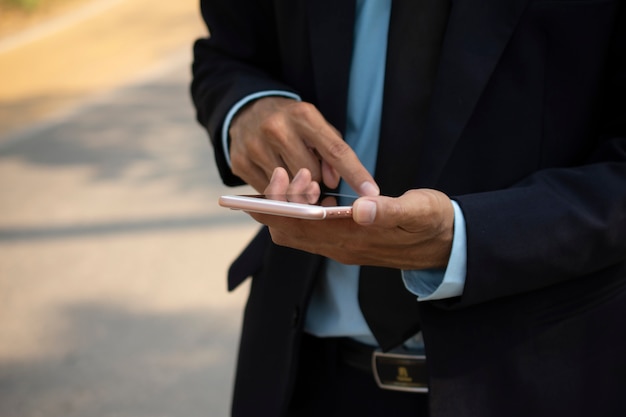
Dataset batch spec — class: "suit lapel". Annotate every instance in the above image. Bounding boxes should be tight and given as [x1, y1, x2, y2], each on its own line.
[306, 0, 356, 134]
[306, 0, 533, 187]
[418, 0, 533, 187]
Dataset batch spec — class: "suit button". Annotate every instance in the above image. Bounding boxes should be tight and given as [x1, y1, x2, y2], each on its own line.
[291, 307, 300, 327]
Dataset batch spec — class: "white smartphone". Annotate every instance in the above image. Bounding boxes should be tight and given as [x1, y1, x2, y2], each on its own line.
[218, 193, 358, 220]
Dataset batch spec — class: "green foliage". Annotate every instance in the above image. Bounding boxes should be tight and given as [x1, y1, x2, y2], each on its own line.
[1, 0, 42, 11]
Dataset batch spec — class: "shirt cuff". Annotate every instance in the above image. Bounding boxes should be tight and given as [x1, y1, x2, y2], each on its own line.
[221, 91, 302, 167]
[402, 200, 467, 301]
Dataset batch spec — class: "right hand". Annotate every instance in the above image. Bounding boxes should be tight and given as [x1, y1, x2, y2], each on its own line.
[251, 167, 455, 270]
[228, 96, 379, 196]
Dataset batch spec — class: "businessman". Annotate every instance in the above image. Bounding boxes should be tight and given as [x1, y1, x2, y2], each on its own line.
[192, 0, 626, 416]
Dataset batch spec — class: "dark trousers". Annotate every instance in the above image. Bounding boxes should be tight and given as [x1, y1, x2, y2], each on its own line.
[287, 334, 429, 417]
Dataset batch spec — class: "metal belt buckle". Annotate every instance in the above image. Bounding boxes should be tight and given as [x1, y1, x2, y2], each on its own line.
[372, 350, 429, 393]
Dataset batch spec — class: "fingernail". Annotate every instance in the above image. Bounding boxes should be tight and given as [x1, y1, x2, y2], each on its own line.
[355, 199, 377, 224]
[360, 181, 380, 197]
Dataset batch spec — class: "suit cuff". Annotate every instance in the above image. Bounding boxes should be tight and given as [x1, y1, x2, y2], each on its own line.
[402, 200, 467, 301]
[221, 91, 302, 167]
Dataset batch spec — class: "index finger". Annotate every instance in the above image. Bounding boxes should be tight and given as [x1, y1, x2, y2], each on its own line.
[308, 124, 380, 197]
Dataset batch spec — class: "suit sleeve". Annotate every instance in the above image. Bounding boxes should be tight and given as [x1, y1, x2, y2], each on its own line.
[191, 0, 299, 185]
[451, 4, 626, 308]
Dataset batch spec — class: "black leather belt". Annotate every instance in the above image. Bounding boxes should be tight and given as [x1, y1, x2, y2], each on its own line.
[338, 338, 429, 393]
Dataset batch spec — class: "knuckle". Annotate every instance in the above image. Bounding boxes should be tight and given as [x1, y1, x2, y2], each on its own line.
[290, 101, 317, 120]
[325, 140, 351, 161]
[260, 113, 287, 137]
[392, 201, 409, 220]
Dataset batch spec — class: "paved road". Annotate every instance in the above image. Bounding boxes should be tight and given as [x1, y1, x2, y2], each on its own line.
[0, 2, 257, 416]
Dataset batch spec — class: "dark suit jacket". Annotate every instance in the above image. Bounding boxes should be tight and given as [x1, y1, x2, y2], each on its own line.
[192, 0, 626, 416]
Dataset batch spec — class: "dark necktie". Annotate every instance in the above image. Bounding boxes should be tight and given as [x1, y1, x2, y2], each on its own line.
[358, 0, 451, 351]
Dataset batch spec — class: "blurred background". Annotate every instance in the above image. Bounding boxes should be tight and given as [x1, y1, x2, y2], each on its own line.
[0, 1, 257, 415]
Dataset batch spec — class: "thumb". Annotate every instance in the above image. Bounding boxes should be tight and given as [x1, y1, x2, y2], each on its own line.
[352, 196, 391, 225]
[353, 190, 454, 232]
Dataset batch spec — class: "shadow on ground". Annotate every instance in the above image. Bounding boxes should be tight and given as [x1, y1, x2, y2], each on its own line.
[0, 72, 214, 191]
[0, 302, 241, 417]
[0, 55, 255, 417]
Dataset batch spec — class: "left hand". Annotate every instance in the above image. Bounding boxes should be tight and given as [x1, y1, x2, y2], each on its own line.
[249, 167, 455, 270]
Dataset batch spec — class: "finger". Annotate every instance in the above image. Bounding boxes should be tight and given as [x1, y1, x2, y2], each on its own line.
[321, 159, 340, 190]
[282, 103, 377, 196]
[230, 143, 283, 190]
[254, 105, 323, 181]
[304, 181, 321, 203]
[355, 194, 424, 228]
[287, 169, 321, 203]
[353, 190, 454, 231]
[279, 142, 323, 182]
[245, 163, 273, 194]
[352, 196, 383, 225]
[243, 138, 289, 180]
[304, 123, 379, 196]
[264, 167, 291, 198]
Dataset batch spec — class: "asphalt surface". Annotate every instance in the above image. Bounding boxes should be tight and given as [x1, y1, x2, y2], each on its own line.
[0, 1, 257, 416]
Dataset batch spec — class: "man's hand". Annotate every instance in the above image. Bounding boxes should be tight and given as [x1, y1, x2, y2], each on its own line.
[229, 96, 379, 196]
[252, 168, 455, 270]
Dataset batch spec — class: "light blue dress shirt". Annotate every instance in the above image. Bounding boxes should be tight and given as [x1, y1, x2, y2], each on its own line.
[222, 0, 467, 346]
